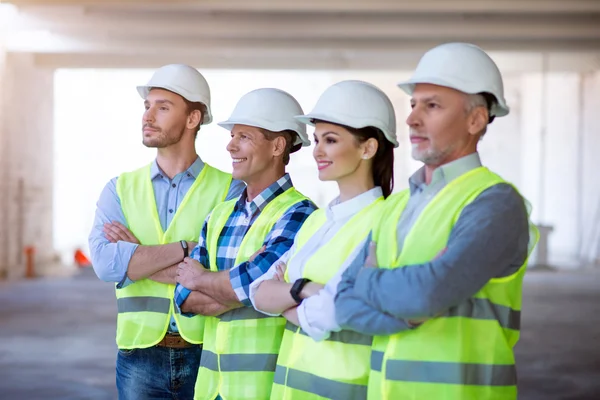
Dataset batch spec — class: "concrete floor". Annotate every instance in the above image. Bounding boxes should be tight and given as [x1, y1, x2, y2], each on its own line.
[0, 268, 599, 400]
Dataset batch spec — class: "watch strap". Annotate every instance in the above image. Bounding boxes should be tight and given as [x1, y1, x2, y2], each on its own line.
[290, 278, 311, 304]
[180, 240, 189, 259]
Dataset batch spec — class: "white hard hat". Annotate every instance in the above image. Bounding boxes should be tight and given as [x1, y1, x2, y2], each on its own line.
[137, 64, 213, 125]
[218, 88, 310, 152]
[397, 42, 509, 119]
[295, 80, 398, 148]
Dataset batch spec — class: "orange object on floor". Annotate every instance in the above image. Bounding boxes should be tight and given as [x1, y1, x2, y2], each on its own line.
[74, 249, 92, 268]
[24, 246, 36, 279]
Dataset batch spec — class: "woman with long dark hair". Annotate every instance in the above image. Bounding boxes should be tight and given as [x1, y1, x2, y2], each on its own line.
[250, 80, 398, 400]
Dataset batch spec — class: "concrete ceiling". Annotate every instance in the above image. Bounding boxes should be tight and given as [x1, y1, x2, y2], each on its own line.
[2, 0, 600, 70]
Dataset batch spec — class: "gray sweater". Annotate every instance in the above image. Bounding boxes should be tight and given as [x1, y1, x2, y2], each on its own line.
[334, 154, 531, 335]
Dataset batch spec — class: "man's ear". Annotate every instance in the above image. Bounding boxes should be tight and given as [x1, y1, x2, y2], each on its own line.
[468, 107, 488, 136]
[186, 110, 202, 130]
[272, 135, 287, 157]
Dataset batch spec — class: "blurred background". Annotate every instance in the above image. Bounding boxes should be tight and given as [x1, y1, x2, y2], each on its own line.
[0, 1, 599, 399]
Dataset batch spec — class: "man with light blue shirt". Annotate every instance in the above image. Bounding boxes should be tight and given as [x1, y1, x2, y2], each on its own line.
[88, 64, 244, 400]
[335, 43, 539, 399]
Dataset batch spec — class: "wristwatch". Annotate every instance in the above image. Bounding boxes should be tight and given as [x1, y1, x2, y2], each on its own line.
[290, 278, 311, 304]
[180, 240, 189, 259]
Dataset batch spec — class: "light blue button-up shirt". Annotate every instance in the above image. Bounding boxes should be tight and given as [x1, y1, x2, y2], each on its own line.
[335, 152, 531, 335]
[88, 157, 245, 331]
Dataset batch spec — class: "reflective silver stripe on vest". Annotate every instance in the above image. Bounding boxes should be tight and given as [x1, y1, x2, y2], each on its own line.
[445, 298, 521, 330]
[285, 321, 297, 331]
[117, 297, 170, 314]
[385, 360, 517, 386]
[201, 350, 278, 372]
[218, 306, 272, 322]
[202, 349, 219, 371]
[371, 351, 384, 372]
[284, 322, 372, 346]
[274, 365, 367, 400]
[274, 364, 287, 383]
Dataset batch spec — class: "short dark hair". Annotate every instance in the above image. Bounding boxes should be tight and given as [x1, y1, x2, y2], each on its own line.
[183, 99, 207, 138]
[260, 129, 295, 165]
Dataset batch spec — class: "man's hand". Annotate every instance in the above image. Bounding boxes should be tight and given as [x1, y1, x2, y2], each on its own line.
[364, 241, 379, 268]
[406, 317, 428, 327]
[176, 258, 208, 291]
[180, 290, 235, 317]
[435, 247, 448, 259]
[104, 222, 140, 244]
[249, 245, 266, 262]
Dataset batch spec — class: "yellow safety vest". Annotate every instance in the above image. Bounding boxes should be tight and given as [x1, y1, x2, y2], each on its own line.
[115, 163, 232, 349]
[194, 187, 309, 400]
[272, 197, 384, 400]
[368, 167, 539, 400]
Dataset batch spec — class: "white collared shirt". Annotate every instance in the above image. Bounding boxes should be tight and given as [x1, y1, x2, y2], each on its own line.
[249, 187, 383, 341]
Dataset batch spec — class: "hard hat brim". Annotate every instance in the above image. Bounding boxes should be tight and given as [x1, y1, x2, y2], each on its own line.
[136, 85, 213, 125]
[217, 118, 310, 151]
[397, 76, 461, 96]
[396, 77, 510, 118]
[295, 113, 399, 148]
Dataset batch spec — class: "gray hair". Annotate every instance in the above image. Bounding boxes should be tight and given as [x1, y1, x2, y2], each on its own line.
[464, 93, 490, 137]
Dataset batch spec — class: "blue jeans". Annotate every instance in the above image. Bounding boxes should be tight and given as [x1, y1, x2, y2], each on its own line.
[116, 344, 202, 400]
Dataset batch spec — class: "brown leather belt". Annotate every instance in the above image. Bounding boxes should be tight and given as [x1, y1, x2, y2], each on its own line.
[155, 333, 194, 349]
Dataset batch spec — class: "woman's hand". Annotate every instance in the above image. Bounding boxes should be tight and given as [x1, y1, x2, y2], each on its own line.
[273, 262, 287, 282]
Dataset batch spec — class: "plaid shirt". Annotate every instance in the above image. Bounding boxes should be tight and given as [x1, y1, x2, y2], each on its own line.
[174, 173, 317, 308]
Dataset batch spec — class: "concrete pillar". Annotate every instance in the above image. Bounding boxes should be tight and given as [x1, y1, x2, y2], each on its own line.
[0, 52, 55, 280]
[0, 46, 7, 279]
[519, 69, 600, 268]
[580, 71, 600, 266]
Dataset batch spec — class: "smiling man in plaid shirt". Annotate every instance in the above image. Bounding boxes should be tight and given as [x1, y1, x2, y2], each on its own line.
[173, 88, 317, 400]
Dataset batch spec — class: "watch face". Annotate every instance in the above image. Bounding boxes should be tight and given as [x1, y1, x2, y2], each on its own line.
[181, 240, 189, 258]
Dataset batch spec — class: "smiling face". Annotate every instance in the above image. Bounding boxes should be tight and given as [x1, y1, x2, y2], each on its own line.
[312, 122, 369, 182]
[226, 124, 284, 184]
[406, 83, 486, 167]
